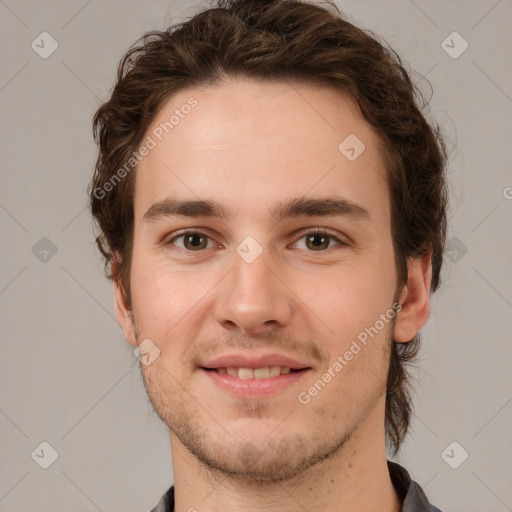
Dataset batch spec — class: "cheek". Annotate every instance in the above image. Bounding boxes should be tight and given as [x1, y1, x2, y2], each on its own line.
[295, 261, 396, 338]
[129, 249, 191, 337]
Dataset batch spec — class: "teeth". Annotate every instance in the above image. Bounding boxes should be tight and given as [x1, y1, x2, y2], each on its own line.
[238, 368, 254, 380]
[227, 367, 238, 378]
[270, 366, 281, 377]
[253, 367, 270, 379]
[218, 366, 295, 379]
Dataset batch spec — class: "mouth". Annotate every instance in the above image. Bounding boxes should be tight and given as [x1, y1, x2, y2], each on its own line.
[199, 365, 312, 397]
[201, 366, 308, 379]
[198, 353, 314, 396]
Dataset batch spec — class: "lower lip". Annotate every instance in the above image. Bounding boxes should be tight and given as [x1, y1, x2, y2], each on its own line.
[200, 368, 311, 397]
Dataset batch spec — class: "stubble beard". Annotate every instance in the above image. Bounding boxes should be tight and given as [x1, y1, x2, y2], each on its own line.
[130, 306, 393, 484]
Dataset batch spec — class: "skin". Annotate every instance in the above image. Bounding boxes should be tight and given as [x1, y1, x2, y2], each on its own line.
[114, 79, 432, 512]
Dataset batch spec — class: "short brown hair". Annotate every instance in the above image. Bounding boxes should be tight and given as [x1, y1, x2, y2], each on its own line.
[89, 0, 448, 455]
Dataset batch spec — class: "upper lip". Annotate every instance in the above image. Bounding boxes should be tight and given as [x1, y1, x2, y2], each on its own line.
[200, 353, 312, 370]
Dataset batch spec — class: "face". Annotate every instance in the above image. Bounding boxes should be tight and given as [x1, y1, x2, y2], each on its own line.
[117, 79, 406, 481]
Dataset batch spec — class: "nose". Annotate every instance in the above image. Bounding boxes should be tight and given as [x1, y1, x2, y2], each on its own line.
[213, 245, 293, 336]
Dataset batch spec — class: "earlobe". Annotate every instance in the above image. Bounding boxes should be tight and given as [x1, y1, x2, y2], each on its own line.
[112, 260, 137, 347]
[393, 251, 433, 343]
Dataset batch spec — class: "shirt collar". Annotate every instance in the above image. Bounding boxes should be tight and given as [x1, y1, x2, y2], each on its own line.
[387, 460, 442, 512]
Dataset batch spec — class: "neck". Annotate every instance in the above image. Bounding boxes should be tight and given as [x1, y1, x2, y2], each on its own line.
[169, 398, 401, 512]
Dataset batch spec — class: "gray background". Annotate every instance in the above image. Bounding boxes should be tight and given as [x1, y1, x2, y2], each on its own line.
[1, 0, 511, 511]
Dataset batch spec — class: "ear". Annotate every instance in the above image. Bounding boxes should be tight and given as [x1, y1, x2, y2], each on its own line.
[393, 251, 432, 343]
[112, 257, 137, 347]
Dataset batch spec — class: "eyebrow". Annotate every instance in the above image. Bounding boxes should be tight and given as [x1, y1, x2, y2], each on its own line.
[142, 195, 371, 224]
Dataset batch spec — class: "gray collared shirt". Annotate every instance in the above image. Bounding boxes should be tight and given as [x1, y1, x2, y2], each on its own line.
[150, 460, 442, 511]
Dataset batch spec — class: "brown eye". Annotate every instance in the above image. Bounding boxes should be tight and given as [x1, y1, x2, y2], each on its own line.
[294, 231, 345, 251]
[305, 233, 330, 250]
[168, 231, 213, 251]
[183, 233, 208, 250]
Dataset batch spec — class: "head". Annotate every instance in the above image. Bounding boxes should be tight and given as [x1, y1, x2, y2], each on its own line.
[89, 0, 447, 471]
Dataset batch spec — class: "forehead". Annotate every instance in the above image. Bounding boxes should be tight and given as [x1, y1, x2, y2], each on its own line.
[133, 79, 389, 225]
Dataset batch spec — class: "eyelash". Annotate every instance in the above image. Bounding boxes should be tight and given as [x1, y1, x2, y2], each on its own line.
[164, 229, 349, 253]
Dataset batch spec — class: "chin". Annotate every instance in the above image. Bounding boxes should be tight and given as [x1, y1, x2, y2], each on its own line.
[177, 427, 352, 483]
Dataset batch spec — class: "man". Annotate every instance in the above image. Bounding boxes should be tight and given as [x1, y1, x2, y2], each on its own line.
[88, 1, 447, 510]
